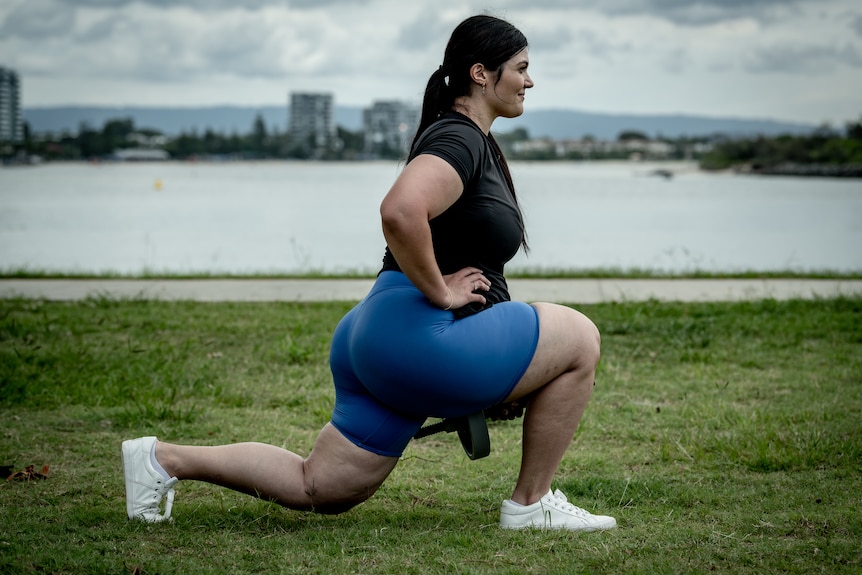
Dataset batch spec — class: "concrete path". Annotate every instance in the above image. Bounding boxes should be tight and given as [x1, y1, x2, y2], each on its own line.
[1, 278, 860, 303]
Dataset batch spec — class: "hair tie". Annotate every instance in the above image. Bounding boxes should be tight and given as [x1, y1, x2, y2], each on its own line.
[437, 65, 450, 87]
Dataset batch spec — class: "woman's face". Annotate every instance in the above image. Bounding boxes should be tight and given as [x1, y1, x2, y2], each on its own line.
[490, 48, 533, 119]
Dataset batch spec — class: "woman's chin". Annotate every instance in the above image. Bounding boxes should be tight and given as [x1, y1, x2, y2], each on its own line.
[501, 104, 525, 119]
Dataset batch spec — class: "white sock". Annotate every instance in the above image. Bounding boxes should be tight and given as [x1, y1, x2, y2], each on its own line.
[505, 499, 525, 507]
[149, 444, 171, 479]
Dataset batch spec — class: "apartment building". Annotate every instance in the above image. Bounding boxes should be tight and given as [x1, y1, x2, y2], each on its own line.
[288, 92, 335, 153]
[0, 66, 22, 143]
[363, 100, 419, 157]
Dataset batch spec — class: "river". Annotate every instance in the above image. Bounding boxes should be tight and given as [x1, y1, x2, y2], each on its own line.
[1, 160, 860, 274]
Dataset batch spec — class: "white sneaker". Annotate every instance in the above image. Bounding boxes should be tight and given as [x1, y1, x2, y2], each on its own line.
[122, 436, 179, 523]
[500, 489, 617, 531]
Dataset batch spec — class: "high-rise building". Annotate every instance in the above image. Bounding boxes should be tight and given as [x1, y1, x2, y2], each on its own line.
[0, 66, 22, 144]
[288, 92, 334, 152]
[363, 100, 419, 157]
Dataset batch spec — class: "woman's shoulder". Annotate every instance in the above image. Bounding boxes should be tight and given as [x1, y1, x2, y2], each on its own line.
[427, 112, 485, 137]
[414, 113, 487, 156]
[410, 114, 489, 186]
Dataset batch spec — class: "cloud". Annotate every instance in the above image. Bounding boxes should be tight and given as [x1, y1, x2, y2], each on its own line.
[58, 0, 367, 10]
[395, 10, 453, 52]
[287, 0, 371, 8]
[575, 28, 634, 60]
[745, 42, 862, 74]
[661, 47, 692, 74]
[508, 0, 810, 26]
[523, 25, 573, 52]
[1, 1, 370, 82]
[1, 0, 859, 125]
[0, 1, 74, 38]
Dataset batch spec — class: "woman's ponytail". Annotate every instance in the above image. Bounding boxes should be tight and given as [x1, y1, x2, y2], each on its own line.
[410, 66, 453, 155]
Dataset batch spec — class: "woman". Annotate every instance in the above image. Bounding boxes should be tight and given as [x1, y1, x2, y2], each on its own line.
[123, 14, 616, 532]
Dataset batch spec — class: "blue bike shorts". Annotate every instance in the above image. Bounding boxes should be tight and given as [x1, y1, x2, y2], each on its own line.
[329, 271, 540, 457]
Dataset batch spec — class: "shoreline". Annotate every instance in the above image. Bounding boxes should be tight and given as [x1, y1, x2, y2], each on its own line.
[6, 158, 861, 178]
[734, 163, 862, 178]
[2, 277, 861, 303]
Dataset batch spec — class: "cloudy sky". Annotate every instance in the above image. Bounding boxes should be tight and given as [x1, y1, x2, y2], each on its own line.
[1, 0, 860, 126]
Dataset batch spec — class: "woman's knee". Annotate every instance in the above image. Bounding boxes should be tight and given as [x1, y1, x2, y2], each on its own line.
[300, 463, 381, 514]
[578, 311, 601, 370]
[306, 488, 376, 515]
[534, 302, 601, 371]
[299, 425, 398, 514]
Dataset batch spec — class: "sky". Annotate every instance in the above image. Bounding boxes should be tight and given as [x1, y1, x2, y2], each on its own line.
[1, 0, 861, 127]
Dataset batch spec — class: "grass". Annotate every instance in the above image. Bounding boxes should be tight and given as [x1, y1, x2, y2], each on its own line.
[2, 266, 862, 280]
[1, 295, 860, 574]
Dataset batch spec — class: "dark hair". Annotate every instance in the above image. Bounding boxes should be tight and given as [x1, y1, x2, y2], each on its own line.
[412, 14, 529, 250]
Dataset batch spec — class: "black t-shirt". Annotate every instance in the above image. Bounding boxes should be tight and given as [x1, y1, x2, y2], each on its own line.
[381, 112, 526, 317]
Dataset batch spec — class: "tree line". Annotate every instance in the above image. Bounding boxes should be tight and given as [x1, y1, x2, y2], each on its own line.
[699, 118, 862, 176]
[11, 115, 369, 161]
[6, 113, 862, 176]
[5, 116, 709, 162]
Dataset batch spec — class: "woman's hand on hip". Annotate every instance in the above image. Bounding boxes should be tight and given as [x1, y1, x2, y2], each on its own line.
[443, 267, 490, 309]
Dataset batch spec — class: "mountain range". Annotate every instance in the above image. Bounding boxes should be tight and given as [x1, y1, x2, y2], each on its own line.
[22, 105, 817, 141]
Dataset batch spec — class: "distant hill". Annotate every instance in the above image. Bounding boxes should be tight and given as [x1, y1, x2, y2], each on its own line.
[505, 109, 816, 140]
[22, 105, 816, 141]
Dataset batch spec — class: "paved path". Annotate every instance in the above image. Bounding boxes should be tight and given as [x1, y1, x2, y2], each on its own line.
[1, 278, 860, 303]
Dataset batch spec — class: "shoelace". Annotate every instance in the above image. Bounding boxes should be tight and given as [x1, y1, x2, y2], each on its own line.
[547, 490, 591, 517]
[161, 487, 175, 520]
[145, 481, 175, 521]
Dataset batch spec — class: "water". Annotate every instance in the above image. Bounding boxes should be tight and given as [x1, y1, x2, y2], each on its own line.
[1, 160, 860, 274]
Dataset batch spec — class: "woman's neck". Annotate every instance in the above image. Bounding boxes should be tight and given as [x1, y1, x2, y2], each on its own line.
[451, 98, 494, 134]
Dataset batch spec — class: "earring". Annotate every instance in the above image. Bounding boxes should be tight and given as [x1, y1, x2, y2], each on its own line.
[481, 83, 486, 95]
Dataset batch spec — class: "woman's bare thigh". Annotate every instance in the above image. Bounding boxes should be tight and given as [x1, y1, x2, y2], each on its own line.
[504, 302, 601, 402]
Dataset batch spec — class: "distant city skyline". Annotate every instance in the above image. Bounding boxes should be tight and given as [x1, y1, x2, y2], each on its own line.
[2, 0, 860, 126]
[21, 104, 820, 144]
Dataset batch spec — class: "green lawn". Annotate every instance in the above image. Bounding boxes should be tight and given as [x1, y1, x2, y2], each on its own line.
[3, 266, 862, 279]
[1, 296, 860, 574]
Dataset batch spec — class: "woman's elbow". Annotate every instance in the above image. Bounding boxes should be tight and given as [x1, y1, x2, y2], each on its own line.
[380, 198, 418, 238]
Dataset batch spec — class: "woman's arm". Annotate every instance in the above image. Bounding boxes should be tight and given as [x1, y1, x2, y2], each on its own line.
[379, 154, 489, 310]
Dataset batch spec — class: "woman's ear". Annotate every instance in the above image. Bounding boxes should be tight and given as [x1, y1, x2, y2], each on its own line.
[468, 63, 487, 89]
